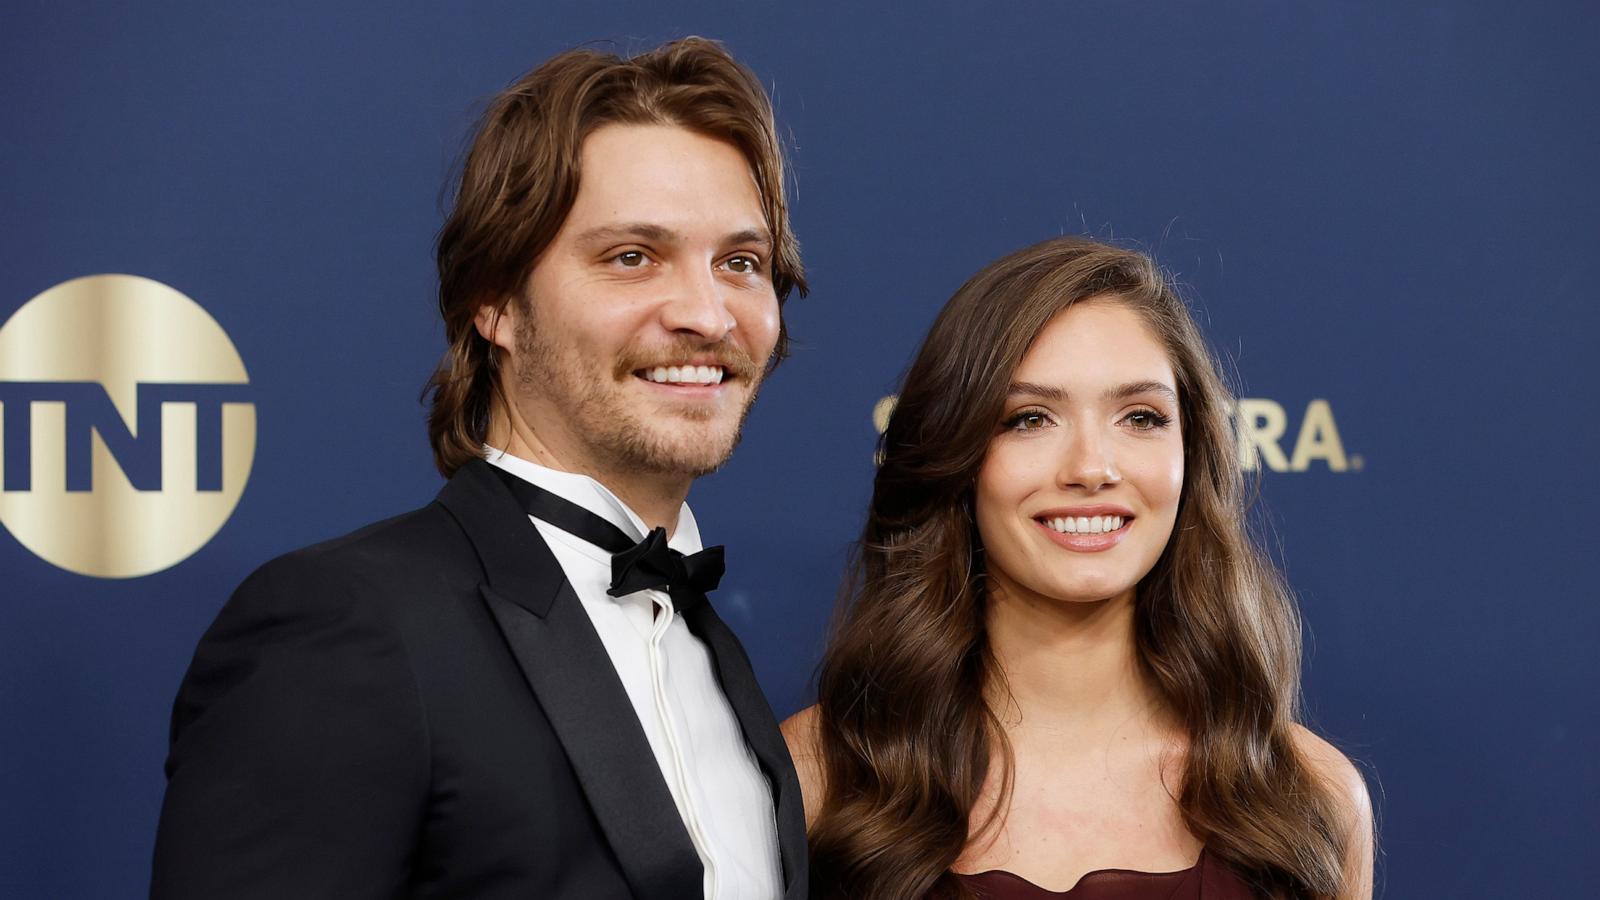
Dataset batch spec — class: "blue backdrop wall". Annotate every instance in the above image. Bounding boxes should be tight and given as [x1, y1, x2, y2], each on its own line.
[3, 2, 1597, 897]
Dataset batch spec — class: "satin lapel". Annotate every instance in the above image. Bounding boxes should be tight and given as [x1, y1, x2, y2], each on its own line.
[681, 602, 810, 900]
[481, 585, 702, 899]
[437, 460, 702, 900]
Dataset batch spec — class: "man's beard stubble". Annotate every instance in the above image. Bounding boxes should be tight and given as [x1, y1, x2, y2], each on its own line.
[511, 313, 767, 479]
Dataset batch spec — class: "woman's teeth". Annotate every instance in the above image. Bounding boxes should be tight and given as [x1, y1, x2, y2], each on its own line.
[643, 365, 725, 385]
[1043, 515, 1125, 535]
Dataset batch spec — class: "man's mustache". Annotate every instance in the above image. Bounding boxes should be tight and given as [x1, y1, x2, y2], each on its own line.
[614, 341, 765, 382]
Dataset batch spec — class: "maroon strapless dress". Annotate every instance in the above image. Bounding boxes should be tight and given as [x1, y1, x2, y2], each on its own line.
[953, 849, 1256, 899]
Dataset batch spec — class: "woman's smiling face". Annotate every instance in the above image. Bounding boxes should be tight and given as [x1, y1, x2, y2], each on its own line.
[975, 298, 1185, 608]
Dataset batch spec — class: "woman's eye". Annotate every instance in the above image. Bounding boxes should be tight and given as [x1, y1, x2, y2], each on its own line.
[1004, 411, 1052, 431]
[1125, 410, 1172, 431]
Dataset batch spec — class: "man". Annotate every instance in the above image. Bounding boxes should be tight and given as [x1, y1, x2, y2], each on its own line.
[152, 38, 808, 900]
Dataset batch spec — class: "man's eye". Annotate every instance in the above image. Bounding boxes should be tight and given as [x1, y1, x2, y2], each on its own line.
[614, 251, 646, 268]
[724, 255, 760, 274]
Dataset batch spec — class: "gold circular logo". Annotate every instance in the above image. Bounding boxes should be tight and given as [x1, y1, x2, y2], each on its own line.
[0, 275, 255, 578]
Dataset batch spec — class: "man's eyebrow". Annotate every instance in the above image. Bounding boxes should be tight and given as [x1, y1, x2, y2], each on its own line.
[570, 223, 772, 249]
[571, 223, 682, 245]
[724, 227, 773, 249]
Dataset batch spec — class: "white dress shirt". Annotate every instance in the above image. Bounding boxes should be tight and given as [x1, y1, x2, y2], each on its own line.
[485, 449, 782, 900]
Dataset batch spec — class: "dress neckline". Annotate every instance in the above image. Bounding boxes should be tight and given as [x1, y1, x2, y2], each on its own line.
[955, 847, 1206, 896]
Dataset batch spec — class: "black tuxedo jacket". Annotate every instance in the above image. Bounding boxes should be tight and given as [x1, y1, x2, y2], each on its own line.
[151, 459, 808, 899]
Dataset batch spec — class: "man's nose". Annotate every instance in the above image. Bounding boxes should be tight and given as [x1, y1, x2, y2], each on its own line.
[659, 263, 735, 342]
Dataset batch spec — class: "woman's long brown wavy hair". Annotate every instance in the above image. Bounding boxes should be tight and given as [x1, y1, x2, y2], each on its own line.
[809, 237, 1351, 899]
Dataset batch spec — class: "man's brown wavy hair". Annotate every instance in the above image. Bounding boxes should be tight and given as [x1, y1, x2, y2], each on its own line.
[425, 37, 806, 476]
[810, 237, 1351, 898]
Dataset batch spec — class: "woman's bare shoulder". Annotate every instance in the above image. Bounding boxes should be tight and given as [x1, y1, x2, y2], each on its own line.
[1290, 724, 1375, 899]
[780, 704, 819, 750]
[781, 704, 825, 827]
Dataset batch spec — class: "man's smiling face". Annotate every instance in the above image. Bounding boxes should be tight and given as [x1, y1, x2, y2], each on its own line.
[489, 123, 781, 480]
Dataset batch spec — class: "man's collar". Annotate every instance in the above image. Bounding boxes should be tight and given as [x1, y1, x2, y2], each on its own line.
[482, 446, 702, 555]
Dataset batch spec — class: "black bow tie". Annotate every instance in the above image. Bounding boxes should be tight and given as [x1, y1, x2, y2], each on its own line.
[492, 466, 724, 611]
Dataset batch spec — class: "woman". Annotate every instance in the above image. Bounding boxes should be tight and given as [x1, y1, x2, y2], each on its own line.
[783, 237, 1373, 899]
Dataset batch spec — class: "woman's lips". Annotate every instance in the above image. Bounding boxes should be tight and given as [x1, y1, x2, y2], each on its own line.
[1032, 515, 1132, 553]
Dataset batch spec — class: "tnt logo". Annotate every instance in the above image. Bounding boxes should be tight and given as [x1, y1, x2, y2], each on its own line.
[0, 275, 255, 578]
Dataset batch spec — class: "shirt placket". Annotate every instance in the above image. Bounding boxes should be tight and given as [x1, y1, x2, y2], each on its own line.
[644, 592, 718, 899]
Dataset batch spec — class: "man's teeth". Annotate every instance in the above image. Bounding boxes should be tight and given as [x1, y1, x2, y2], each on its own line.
[1044, 515, 1126, 535]
[643, 365, 725, 385]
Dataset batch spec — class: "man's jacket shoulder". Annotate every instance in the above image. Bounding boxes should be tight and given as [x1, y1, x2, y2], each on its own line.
[226, 495, 486, 622]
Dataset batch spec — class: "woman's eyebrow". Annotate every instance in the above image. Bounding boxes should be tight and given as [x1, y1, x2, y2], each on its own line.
[1005, 380, 1178, 404]
[1006, 381, 1065, 401]
[1104, 381, 1178, 404]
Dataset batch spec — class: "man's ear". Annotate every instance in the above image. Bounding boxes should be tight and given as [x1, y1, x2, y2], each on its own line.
[474, 298, 517, 352]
